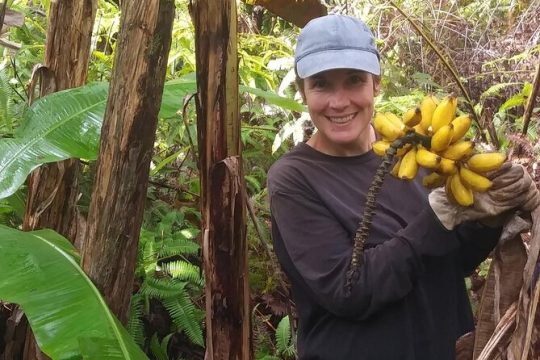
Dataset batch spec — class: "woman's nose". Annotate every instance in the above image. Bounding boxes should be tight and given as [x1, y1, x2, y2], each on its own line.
[329, 88, 350, 110]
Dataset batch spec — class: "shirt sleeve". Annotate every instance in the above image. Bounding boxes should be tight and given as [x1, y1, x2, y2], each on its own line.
[270, 190, 460, 320]
[455, 222, 501, 276]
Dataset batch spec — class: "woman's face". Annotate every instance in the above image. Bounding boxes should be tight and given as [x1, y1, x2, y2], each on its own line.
[302, 69, 380, 156]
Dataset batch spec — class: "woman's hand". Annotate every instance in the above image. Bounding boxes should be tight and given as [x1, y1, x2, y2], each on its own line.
[428, 162, 540, 230]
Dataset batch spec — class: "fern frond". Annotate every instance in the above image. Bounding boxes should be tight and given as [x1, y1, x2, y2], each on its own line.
[127, 293, 145, 346]
[149, 333, 169, 360]
[0, 70, 22, 135]
[275, 315, 291, 354]
[480, 82, 520, 100]
[162, 293, 204, 347]
[136, 230, 159, 277]
[140, 277, 186, 299]
[157, 235, 199, 257]
[161, 260, 203, 287]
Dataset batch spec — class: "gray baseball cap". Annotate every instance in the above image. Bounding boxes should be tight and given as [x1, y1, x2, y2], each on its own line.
[294, 14, 380, 79]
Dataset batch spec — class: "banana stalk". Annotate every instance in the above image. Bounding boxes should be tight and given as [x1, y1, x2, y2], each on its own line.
[345, 130, 430, 295]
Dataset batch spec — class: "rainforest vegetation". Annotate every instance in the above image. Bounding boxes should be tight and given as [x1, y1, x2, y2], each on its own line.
[0, 0, 539, 359]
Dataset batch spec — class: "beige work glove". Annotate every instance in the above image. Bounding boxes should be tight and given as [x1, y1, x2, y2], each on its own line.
[429, 162, 540, 230]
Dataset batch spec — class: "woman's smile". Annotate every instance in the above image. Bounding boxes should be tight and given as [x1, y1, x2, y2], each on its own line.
[327, 112, 357, 125]
[302, 69, 380, 156]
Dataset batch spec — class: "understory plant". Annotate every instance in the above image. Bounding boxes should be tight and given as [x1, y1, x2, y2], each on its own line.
[128, 203, 205, 358]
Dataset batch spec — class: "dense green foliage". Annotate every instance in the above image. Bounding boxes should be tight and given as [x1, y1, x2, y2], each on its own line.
[0, 0, 538, 359]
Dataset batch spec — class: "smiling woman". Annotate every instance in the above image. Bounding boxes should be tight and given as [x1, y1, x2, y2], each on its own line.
[302, 69, 379, 156]
[267, 14, 504, 360]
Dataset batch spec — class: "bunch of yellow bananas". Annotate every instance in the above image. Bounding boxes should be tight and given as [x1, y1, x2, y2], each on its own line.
[372, 95, 506, 207]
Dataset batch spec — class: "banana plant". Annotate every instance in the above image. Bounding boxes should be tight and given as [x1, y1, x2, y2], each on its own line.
[0, 225, 149, 359]
[0, 74, 302, 200]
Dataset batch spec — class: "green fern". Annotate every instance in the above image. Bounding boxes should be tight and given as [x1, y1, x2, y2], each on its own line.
[0, 70, 24, 136]
[127, 293, 145, 347]
[480, 82, 520, 100]
[149, 333, 170, 360]
[140, 277, 186, 299]
[162, 293, 204, 346]
[275, 316, 296, 358]
[134, 206, 205, 352]
[137, 230, 158, 277]
[161, 260, 203, 286]
[157, 235, 199, 258]
[275, 316, 290, 352]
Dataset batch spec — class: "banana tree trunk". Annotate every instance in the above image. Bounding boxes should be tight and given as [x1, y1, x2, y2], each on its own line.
[23, 0, 97, 242]
[191, 0, 251, 358]
[0, 2, 97, 360]
[80, 0, 174, 324]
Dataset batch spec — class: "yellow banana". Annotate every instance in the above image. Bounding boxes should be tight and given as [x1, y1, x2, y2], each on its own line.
[403, 107, 422, 127]
[450, 114, 471, 143]
[445, 176, 458, 204]
[422, 172, 446, 188]
[431, 124, 454, 152]
[466, 152, 506, 173]
[459, 167, 492, 192]
[419, 95, 438, 132]
[441, 140, 474, 161]
[438, 157, 457, 175]
[450, 173, 474, 207]
[384, 112, 405, 130]
[413, 124, 428, 136]
[391, 158, 402, 178]
[397, 143, 412, 157]
[398, 148, 418, 180]
[373, 112, 404, 141]
[372, 140, 391, 156]
[432, 95, 457, 133]
[416, 146, 441, 169]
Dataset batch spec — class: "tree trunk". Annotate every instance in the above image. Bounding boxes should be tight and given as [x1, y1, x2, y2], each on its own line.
[80, 0, 175, 324]
[24, 0, 97, 241]
[0, 2, 97, 360]
[191, 1, 251, 358]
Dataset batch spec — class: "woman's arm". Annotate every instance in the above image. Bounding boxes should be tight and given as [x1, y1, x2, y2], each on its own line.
[455, 223, 501, 276]
[271, 190, 460, 320]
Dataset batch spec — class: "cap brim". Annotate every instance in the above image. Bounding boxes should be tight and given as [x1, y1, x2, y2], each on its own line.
[296, 49, 380, 78]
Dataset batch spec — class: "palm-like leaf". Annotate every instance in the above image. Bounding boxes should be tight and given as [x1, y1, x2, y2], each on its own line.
[0, 225, 148, 360]
[0, 83, 108, 199]
[0, 74, 301, 200]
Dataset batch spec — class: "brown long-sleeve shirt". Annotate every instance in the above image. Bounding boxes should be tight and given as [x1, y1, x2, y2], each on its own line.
[268, 142, 500, 360]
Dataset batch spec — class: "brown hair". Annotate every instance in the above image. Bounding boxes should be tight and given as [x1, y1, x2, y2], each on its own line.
[294, 66, 381, 101]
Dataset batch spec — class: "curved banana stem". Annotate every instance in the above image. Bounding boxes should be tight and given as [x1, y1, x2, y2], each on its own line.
[387, 0, 488, 144]
[345, 131, 429, 295]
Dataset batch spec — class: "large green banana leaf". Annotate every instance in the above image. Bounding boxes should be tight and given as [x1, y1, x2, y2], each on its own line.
[0, 83, 108, 199]
[0, 225, 149, 360]
[0, 75, 302, 200]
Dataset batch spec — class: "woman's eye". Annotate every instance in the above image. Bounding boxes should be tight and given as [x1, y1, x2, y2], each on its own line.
[312, 79, 327, 88]
[348, 74, 365, 85]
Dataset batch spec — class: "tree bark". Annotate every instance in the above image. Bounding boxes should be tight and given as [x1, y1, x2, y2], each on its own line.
[23, 0, 97, 242]
[0, 2, 97, 360]
[80, 0, 175, 324]
[191, 0, 251, 358]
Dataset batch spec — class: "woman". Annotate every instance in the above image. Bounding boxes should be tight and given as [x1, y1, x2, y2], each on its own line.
[267, 14, 538, 359]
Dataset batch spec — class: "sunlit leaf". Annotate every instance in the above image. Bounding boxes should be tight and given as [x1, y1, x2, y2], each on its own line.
[0, 225, 148, 359]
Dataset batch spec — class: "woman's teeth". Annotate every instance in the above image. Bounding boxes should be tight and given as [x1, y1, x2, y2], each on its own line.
[329, 114, 355, 124]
